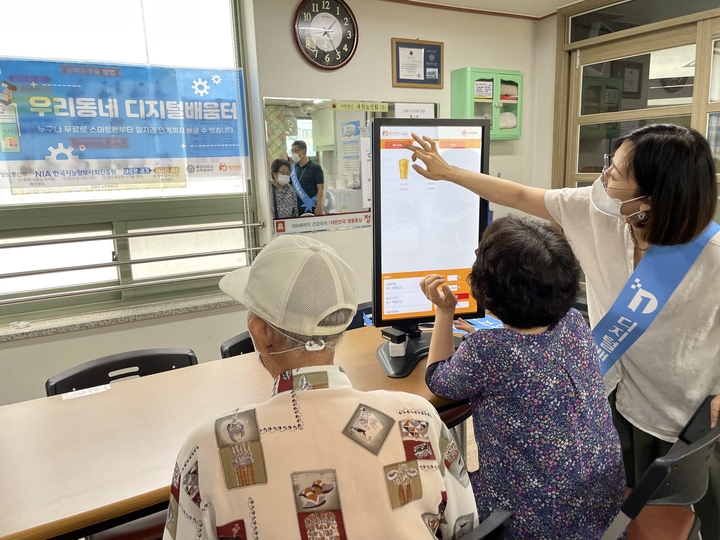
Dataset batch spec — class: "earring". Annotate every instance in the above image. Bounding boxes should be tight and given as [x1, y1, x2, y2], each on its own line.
[637, 211, 646, 220]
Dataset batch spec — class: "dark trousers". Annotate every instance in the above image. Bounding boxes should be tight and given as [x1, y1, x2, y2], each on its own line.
[609, 391, 720, 540]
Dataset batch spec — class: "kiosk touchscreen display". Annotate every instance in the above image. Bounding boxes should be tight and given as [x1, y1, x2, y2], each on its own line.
[372, 119, 490, 328]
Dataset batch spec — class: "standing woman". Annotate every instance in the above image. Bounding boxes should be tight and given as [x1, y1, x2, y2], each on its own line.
[269, 158, 298, 219]
[405, 124, 720, 537]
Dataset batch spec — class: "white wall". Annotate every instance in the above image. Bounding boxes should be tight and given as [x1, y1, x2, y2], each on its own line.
[0, 306, 247, 405]
[0, 1, 558, 405]
[251, 0, 557, 284]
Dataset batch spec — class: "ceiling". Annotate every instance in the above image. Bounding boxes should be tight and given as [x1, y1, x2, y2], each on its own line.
[384, 0, 584, 19]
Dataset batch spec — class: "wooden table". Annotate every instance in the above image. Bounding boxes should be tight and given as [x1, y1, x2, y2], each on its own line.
[0, 327, 445, 540]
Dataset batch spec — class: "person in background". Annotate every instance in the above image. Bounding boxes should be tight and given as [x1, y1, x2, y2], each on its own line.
[290, 140, 324, 216]
[406, 123, 720, 538]
[421, 215, 625, 539]
[269, 158, 298, 219]
[163, 235, 478, 540]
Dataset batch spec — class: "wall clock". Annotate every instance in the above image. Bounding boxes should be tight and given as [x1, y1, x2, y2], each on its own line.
[293, 0, 358, 70]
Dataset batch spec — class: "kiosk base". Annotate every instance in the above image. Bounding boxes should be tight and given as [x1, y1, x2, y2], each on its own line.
[376, 332, 463, 378]
[376, 333, 432, 379]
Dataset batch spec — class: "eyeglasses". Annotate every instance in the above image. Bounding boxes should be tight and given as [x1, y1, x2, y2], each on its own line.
[600, 154, 613, 190]
[601, 153, 635, 191]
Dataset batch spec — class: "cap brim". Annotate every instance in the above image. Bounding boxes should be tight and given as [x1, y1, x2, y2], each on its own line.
[219, 266, 251, 306]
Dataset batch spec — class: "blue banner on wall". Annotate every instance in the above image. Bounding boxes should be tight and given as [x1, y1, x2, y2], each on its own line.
[0, 59, 249, 195]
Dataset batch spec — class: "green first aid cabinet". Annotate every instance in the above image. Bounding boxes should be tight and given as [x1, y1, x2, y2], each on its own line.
[451, 68, 523, 140]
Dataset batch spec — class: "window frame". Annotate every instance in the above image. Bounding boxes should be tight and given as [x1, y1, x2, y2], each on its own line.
[552, 1, 720, 189]
[0, 0, 261, 324]
[0, 194, 258, 324]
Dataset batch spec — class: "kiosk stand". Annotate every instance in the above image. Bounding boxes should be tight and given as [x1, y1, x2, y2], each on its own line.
[377, 325, 461, 378]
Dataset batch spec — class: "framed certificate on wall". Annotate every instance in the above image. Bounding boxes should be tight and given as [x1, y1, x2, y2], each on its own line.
[391, 38, 444, 89]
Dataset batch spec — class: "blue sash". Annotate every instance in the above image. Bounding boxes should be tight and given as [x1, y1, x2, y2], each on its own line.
[594, 222, 720, 375]
[291, 163, 316, 213]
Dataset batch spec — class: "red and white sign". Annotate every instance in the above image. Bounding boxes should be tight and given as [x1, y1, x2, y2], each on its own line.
[274, 210, 371, 235]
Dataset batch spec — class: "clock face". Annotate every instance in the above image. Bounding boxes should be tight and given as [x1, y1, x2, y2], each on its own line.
[294, 0, 358, 70]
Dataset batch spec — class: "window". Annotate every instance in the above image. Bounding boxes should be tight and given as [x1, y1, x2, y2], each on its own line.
[0, 231, 115, 295]
[709, 40, 720, 172]
[0, 0, 258, 324]
[128, 221, 248, 280]
[554, 2, 720, 192]
[286, 119, 317, 157]
[569, 0, 718, 43]
[580, 45, 696, 116]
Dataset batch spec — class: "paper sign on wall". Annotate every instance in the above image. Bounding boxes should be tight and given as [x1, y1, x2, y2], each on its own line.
[394, 103, 436, 118]
[360, 136, 372, 207]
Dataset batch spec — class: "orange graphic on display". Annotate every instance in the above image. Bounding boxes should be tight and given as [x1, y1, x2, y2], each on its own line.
[380, 138, 481, 149]
[382, 267, 477, 321]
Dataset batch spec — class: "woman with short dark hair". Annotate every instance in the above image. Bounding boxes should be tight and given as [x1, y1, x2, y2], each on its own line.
[406, 123, 720, 538]
[422, 215, 625, 539]
[468, 215, 581, 329]
[615, 124, 717, 246]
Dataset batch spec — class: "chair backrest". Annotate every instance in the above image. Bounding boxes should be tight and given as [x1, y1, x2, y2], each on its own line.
[601, 397, 720, 540]
[347, 301, 372, 330]
[45, 348, 198, 396]
[220, 331, 255, 359]
[437, 398, 472, 429]
[627, 424, 720, 511]
[464, 509, 513, 540]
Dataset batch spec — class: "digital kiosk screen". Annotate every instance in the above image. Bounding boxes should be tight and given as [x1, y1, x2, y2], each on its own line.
[372, 119, 490, 328]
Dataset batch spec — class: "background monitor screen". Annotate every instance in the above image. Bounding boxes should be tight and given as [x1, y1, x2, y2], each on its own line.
[371, 118, 490, 329]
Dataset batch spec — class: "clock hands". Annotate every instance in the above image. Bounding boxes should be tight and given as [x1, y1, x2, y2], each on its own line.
[301, 19, 338, 34]
[327, 34, 339, 57]
[323, 19, 339, 51]
[301, 17, 341, 54]
[301, 26, 333, 32]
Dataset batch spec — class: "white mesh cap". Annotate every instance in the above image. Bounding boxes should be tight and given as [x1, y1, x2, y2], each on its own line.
[219, 235, 358, 336]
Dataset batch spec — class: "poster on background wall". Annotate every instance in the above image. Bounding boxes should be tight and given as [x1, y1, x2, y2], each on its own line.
[360, 136, 371, 207]
[340, 120, 361, 183]
[0, 58, 248, 197]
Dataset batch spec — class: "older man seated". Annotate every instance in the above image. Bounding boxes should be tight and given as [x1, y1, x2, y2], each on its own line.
[163, 235, 477, 540]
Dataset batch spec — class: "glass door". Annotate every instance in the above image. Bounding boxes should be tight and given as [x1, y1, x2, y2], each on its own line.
[566, 25, 698, 187]
[705, 18, 720, 179]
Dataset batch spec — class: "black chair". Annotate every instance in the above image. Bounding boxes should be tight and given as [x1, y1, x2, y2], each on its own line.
[347, 301, 372, 330]
[89, 515, 167, 540]
[45, 348, 198, 396]
[45, 348, 197, 540]
[220, 331, 255, 359]
[601, 396, 720, 540]
[465, 509, 513, 540]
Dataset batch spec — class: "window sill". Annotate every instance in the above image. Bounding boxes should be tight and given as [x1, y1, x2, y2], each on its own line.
[0, 293, 239, 343]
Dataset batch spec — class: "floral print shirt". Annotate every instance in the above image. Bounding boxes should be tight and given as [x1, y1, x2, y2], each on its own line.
[426, 309, 626, 539]
[164, 365, 477, 540]
[270, 184, 298, 219]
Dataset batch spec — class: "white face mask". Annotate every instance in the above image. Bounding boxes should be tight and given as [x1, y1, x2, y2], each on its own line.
[291, 152, 301, 163]
[276, 174, 290, 186]
[590, 177, 646, 219]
